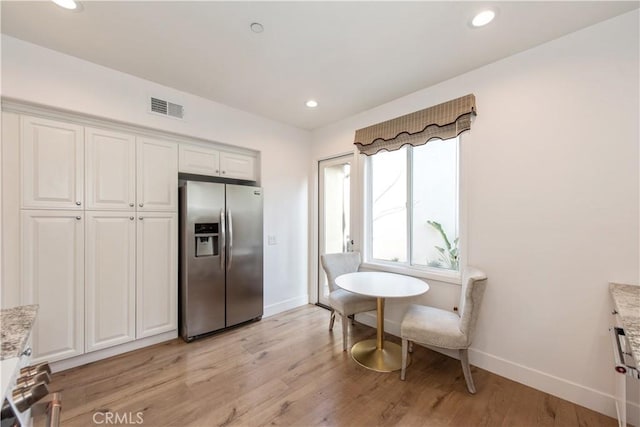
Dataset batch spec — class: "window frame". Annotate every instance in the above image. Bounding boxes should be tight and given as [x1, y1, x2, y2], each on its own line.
[361, 137, 464, 285]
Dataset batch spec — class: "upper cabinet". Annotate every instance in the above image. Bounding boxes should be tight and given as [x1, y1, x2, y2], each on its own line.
[178, 143, 257, 181]
[220, 151, 255, 181]
[136, 137, 178, 211]
[179, 144, 220, 176]
[21, 114, 256, 214]
[21, 116, 84, 209]
[85, 127, 136, 211]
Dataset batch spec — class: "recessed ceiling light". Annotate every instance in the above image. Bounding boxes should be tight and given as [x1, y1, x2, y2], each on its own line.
[250, 22, 264, 33]
[305, 100, 318, 108]
[471, 10, 495, 27]
[51, 0, 79, 10]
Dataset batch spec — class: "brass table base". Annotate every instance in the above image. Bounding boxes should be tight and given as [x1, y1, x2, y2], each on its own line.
[351, 339, 408, 372]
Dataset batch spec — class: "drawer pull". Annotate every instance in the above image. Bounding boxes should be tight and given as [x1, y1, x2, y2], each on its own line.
[47, 392, 62, 427]
[21, 347, 32, 357]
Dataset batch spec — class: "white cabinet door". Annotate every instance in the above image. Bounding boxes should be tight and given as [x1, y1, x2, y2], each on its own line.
[22, 210, 84, 363]
[136, 137, 178, 212]
[86, 127, 136, 211]
[220, 152, 256, 181]
[85, 212, 136, 352]
[21, 116, 84, 209]
[136, 212, 177, 338]
[178, 144, 220, 176]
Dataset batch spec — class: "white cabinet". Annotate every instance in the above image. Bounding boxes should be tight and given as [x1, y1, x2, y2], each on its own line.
[178, 143, 257, 181]
[21, 210, 84, 363]
[136, 212, 178, 338]
[10, 110, 262, 366]
[21, 116, 84, 210]
[137, 137, 178, 212]
[85, 127, 136, 211]
[85, 212, 136, 352]
[179, 144, 220, 176]
[220, 151, 256, 181]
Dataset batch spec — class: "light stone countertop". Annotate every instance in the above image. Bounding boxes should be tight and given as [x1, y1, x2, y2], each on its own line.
[1, 304, 38, 360]
[609, 283, 640, 368]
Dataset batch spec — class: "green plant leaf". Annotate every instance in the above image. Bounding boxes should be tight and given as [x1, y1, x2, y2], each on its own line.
[427, 219, 459, 271]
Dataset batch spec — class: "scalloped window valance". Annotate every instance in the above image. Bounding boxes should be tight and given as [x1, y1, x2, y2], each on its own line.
[353, 94, 477, 156]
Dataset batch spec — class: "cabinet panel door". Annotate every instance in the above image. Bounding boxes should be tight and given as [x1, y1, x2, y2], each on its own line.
[21, 116, 84, 209]
[22, 210, 84, 363]
[219, 152, 256, 181]
[178, 144, 220, 176]
[85, 212, 136, 352]
[86, 127, 136, 211]
[136, 212, 177, 338]
[136, 137, 177, 211]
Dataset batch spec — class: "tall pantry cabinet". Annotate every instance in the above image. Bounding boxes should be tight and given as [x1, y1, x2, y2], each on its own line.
[18, 114, 178, 364]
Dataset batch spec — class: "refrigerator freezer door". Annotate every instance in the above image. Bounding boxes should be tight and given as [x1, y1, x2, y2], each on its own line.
[180, 181, 226, 339]
[225, 184, 263, 326]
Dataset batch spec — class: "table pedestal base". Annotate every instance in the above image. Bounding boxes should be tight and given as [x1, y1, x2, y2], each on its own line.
[351, 339, 408, 372]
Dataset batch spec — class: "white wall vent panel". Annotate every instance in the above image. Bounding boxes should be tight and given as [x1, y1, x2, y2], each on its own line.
[149, 97, 184, 119]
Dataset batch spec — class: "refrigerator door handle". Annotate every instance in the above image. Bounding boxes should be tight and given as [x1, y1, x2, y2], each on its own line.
[220, 209, 226, 270]
[227, 210, 233, 271]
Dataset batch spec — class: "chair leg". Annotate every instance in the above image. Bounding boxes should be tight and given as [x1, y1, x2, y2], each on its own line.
[400, 339, 408, 380]
[329, 310, 336, 331]
[341, 314, 349, 351]
[459, 349, 476, 394]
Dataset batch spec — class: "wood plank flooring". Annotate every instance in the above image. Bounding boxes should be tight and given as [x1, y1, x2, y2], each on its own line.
[37, 305, 615, 426]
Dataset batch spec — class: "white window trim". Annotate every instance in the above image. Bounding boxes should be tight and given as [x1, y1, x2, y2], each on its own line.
[359, 136, 466, 286]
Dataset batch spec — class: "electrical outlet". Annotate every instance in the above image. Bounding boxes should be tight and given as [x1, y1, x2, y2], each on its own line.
[267, 235, 277, 245]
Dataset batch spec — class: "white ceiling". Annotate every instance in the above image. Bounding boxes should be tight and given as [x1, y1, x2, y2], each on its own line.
[1, 1, 637, 130]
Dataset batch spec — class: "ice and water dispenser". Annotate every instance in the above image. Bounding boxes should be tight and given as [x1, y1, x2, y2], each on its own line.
[194, 223, 219, 257]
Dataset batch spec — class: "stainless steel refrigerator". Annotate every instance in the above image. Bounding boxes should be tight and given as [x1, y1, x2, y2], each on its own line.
[179, 180, 263, 341]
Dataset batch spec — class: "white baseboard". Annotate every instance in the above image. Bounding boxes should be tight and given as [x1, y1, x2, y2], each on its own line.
[469, 348, 623, 421]
[51, 296, 310, 373]
[51, 331, 177, 373]
[355, 312, 637, 423]
[263, 294, 308, 318]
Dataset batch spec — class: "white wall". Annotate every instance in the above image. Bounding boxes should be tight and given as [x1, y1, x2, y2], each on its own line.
[310, 10, 639, 419]
[0, 35, 311, 315]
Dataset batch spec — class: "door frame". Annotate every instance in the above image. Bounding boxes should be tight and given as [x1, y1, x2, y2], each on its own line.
[315, 152, 359, 306]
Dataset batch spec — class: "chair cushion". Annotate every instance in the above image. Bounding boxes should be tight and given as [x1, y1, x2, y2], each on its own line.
[329, 289, 377, 316]
[400, 304, 469, 349]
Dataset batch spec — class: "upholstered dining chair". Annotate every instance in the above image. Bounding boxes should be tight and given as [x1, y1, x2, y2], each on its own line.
[399, 266, 487, 394]
[320, 252, 377, 351]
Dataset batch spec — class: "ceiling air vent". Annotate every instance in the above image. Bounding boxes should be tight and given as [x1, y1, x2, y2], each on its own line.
[149, 97, 184, 119]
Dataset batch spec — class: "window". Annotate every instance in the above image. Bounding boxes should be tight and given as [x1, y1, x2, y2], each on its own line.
[366, 137, 459, 272]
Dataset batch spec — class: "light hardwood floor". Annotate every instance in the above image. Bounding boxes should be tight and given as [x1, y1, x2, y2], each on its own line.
[39, 305, 615, 426]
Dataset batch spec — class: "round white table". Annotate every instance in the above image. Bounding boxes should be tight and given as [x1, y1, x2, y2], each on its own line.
[335, 271, 429, 372]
